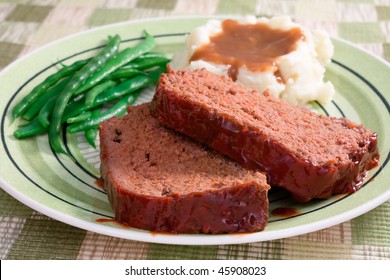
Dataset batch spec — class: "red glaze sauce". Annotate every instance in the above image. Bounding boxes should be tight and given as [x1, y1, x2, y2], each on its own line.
[95, 178, 104, 189]
[271, 207, 299, 218]
[151, 86, 380, 203]
[103, 176, 269, 234]
[96, 218, 131, 229]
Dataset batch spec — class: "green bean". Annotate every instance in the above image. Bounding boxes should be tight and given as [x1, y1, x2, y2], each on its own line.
[49, 34, 121, 155]
[85, 127, 98, 148]
[66, 111, 91, 124]
[104, 56, 168, 81]
[75, 31, 155, 94]
[138, 52, 170, 60]
[105, 68, 143, 81]
[92, 73, 152, 104]
[12, 33, 168, 151]
[14, 118, 47, 139]
[67, 91, 141, 134]
[84, 108, 101, 148]
[126, 56, 170, 70]
[61, 99, 88, 123]
[38, 95, 57, 128]
[39, 95, 89, 127]
[12, 58, 89, 120]
[146, 65, 167, 83]
[84, 80, 117, 107]
[22, 77, 70, 121]
[62, 66, 164, 121]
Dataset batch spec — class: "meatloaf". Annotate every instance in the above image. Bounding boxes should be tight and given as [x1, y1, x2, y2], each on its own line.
[150, 68, 380, 202]
[99, 103, 269, 234]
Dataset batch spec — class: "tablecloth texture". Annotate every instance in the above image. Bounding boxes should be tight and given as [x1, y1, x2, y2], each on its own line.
[1, 0, 389, 260]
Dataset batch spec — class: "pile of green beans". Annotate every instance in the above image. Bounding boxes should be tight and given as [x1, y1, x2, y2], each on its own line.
[13, 31, 169, 156]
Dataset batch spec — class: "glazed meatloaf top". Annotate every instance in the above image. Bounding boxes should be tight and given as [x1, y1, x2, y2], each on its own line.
[154, 68, 377, 167]
[99, 103, 269, 233]
[151, 68, 379, 202]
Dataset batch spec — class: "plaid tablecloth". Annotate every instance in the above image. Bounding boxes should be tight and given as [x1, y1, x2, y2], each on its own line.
[1, 0, 389, 260]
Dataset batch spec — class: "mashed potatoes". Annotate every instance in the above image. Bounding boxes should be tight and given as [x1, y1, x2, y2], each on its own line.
[171, 16, 335, 105]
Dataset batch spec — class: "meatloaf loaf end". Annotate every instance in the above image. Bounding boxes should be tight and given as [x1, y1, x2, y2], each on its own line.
[99, 103, 269, 234]
[150, 68, 380, 203]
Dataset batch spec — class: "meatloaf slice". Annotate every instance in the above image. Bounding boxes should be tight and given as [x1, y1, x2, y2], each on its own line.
[99, 103, 269, 234]
[150, 68, 380, 203]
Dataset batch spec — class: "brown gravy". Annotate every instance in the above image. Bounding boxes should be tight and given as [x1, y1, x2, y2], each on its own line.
[190, 19, 304, 80]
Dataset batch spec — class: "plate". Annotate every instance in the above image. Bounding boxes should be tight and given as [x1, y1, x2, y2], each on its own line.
[1, 16, 389, 245]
